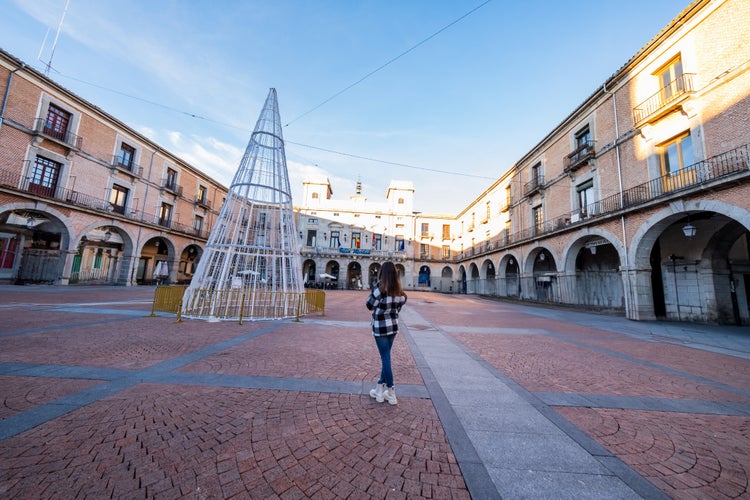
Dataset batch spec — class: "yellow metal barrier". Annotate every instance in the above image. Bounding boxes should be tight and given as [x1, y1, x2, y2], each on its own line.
[150, 285, 188, 321]
[177, 287, 326, 323]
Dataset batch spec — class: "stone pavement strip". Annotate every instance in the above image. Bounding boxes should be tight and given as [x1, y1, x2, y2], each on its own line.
[0, 286, 749, 499]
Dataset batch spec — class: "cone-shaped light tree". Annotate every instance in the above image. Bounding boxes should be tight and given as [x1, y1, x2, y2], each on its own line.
[182, 88, 303, 320]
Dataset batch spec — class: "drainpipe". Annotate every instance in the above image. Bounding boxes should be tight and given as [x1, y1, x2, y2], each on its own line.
[0, 63, 26, 130]
[603, 82, 633, 317]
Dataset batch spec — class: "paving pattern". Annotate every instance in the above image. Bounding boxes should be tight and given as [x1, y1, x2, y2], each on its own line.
[0, 286, 748, 498]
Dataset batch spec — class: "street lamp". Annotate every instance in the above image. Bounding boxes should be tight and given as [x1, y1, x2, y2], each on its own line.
[682, 223, 696, 238]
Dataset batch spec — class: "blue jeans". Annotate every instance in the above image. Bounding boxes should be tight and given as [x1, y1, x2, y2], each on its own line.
[374, 334, 396, 387]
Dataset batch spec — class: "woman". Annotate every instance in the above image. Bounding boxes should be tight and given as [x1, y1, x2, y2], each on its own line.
[365, 261, 408, 405]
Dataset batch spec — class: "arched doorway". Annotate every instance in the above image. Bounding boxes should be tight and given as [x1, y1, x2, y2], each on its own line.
[530, 248, 556, 302]
[439, 266, 454, 292]
[418, 265, 431, 288]
[347, 261, 363, 289]
[3, 209, 68, 284]
[137, 237, 172, 285]
[502, 255, 520, 298]
[302, 259, 316, 287]
[569, 236, 623, 309]
[176, 244, 202, 284]
[481, 259, 496, 295]
[647, 210, 750, 323]
[368, 263, 381, 290]
[322, 260, 339, 289]
[70, 225, 125, 285]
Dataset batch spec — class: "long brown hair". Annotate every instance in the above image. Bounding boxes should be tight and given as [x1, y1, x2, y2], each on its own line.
[378, 261, 403, 297]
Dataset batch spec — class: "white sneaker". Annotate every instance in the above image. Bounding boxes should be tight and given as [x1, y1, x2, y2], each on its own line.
[369, 383, 386, 403]
[384, 386, 397, 405]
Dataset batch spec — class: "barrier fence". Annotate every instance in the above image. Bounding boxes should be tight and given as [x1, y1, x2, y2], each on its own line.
[151, 286, 326, 323]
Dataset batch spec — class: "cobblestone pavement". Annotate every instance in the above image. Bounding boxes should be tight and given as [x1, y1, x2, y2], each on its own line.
[0, 286, 749, 499]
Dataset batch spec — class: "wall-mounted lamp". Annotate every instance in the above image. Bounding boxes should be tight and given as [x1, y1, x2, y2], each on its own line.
[682, 223, 697, 238]
[509, 258, 514, 266]
[590, 245, 596, 255]
[539, 252, 545, 261]
[299, 231, 303, 239]
[103, 229, 112, 242]
[323, 232, 327, 241]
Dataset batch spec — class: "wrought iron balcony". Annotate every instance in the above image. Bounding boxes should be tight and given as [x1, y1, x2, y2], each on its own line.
[111, 155, 143, 176]
[453, 143, 750, 261]
[523, 175, 544, 196]
[633, 73, 695, 126]
[33, 118, 83, 149]
[161, 178, 183, 196]
[2, 163, 209, 240]
[194, 197, 212, 209]
[564, 140, 595, 173]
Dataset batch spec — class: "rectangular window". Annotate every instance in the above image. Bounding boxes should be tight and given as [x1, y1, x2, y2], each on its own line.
[306, 230, 317, 247]
[45, 104, 70, 142]
[577, 181, 594, 215]
[575, 126, 591, 150]
[109, 184, 129, 214]
[395, 236, 405, 252]
[485, 201, 491, 222]
[660, 132, 694, 175]
[532, 205, 543, 235]
[420, 243, 429, 259]
[532, 163, 542, 185]
[330, 230, 340, 248]
[658, 57, 684, 102]
[307, 218, 318, 224]
[117, 143, 135, 169]
[194, 215, 204, 233]
[421, 223, 429, 238]
[29, 155, 61, 197]
[165, 168, 177, 190]
[442, 224, 451, 240]
[197, 185, 207, 204]
[351, 232, 361, 248]
[441, 245, 451, 259]
[372, 234, 382, 250]
[159, 202, 173, 227]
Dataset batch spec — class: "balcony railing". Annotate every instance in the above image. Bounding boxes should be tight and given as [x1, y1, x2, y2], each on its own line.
[2, 168, 208, 239]
[564, 140, 595, 173]
[33, 118, 83, 149]
[194, 197, 212, 209]
[162, 178, 183, 196]
[523, 175, 544, 196]
[111, 155, 143, 176]
[458, 143, 750, 260]
[633, 73, 695, 125]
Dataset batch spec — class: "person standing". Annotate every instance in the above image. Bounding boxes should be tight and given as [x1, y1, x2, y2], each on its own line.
[366, 261, 407, 405]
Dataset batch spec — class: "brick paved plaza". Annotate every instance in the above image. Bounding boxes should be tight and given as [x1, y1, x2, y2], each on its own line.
[1, 286, 749, 498]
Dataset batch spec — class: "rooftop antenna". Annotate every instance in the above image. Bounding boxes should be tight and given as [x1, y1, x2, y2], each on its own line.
[39, 0, 70, 77]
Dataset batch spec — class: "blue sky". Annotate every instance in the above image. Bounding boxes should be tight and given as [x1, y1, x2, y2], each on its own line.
[1, 0, 689, 214]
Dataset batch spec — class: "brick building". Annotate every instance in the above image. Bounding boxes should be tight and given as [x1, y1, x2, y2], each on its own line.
[295, 0, 750, 324]
[0, 50, 226, 286]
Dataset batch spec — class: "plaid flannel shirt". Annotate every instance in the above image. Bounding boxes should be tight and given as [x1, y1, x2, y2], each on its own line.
[366, 286, 407, 336]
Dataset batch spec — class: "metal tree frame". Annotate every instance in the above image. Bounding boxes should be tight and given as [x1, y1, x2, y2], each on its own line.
[182, 88, 304, 320]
